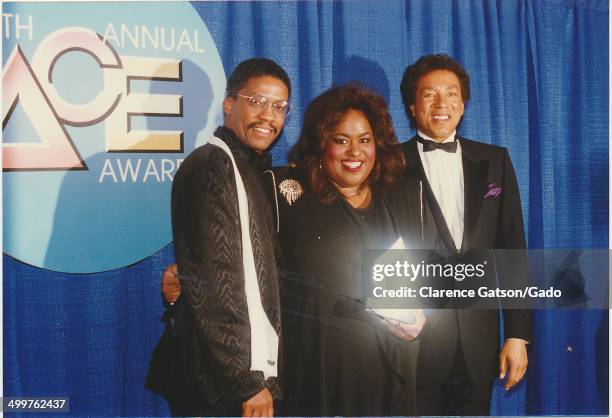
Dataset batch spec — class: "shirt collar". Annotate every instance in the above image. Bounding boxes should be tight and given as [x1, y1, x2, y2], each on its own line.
[214, 126, 272, 171]
[417, 130, 457, 144]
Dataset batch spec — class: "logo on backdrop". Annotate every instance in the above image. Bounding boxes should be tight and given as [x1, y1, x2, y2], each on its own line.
[2, 2, 226, 273]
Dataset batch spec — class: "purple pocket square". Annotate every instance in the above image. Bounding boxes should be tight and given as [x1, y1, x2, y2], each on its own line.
[484, 182, 502, 199]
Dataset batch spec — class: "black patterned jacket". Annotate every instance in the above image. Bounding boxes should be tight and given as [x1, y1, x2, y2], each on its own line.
[170, 126, 282, 409]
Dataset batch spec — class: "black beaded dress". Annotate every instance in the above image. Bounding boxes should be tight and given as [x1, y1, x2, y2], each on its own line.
[274, 167, 420, 416]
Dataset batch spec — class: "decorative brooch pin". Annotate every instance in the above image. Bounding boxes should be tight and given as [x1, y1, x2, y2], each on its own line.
[484, 182, 502, 199]
[279, 179, 303, 206]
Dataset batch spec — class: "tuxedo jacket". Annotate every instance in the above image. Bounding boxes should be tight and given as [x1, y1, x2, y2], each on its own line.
[397, 136, 532, 386]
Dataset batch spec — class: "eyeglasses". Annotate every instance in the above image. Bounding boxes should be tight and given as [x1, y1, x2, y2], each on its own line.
[233, 94, 291, 117]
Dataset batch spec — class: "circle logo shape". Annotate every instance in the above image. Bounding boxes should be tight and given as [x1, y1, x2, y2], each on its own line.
[2, 1, 226, 272]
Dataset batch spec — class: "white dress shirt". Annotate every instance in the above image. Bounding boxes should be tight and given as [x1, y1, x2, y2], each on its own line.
[417, 130, 464, 250]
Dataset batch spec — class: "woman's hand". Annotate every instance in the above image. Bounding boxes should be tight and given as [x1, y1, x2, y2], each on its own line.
[162, 263, 181, 305]
[382, 310, 426, 341]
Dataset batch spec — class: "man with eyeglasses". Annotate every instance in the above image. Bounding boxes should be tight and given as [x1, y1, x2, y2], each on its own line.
[146, 58, 291, 416]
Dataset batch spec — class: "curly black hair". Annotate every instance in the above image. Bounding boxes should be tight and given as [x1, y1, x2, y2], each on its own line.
[289, 82, 405, 203]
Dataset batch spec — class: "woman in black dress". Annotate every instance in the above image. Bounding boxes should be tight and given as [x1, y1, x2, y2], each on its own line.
[156, 83, 424, 416]
[277, 83, 423, 416]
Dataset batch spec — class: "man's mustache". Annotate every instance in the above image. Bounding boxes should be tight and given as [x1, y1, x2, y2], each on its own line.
[249, 123, 278, 134]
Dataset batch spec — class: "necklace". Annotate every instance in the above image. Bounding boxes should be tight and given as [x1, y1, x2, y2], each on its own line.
[331, 181, 368, 198]
[329, 181, 372, 208]
[346, 187, 371, 208]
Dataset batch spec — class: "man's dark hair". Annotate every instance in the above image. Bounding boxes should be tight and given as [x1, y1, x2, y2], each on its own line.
[226, 58, 291, 98]
[400, 54, 470, 128]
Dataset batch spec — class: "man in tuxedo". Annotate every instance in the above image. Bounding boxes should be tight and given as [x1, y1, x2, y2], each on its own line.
[398, 54, 531, 415]
[146, 58, 290, 416]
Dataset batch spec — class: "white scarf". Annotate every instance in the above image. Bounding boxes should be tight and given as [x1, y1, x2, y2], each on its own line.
[208, 136, 279, 379]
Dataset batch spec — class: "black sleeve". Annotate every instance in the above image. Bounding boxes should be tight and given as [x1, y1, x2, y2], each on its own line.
[496, 148, 532, 342]
[385, 174, 423, 248]
[171, 148, 268, 404]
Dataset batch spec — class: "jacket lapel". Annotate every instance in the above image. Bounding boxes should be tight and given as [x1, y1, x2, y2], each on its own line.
[459, 137, 489, 251]
[404, 138, 456, 251]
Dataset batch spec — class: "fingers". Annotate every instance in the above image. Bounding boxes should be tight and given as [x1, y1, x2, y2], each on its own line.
[499, 339, 529, 390]
[162, 264, 181, 304]
[499, 354, 507, 380]
[380, 310, 427, 341]
[242, 388, 273, 417]
[383, 319, 420, 341]
[504, 363, 518, 390]
[398, 324, 420, 340]
[403, 311, 426, 339]
[506, 355, 528, 390]
[162, 264, 179, 282]
[394, 312, 426, 340]
[415, 310, 426, 327]
[500, 350, 528, 390]
[504, 360, 526, 390]
[242, 403, 273, 417]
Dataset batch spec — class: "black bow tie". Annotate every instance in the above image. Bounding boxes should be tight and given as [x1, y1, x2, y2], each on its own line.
[416, 136, 458, 153]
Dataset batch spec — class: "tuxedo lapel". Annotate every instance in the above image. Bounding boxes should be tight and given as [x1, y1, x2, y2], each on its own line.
[403, 138, 456, 250]
[459, 138, 489, 251]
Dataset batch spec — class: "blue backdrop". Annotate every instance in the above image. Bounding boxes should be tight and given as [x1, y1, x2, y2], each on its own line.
[3, 0, 608, 415]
